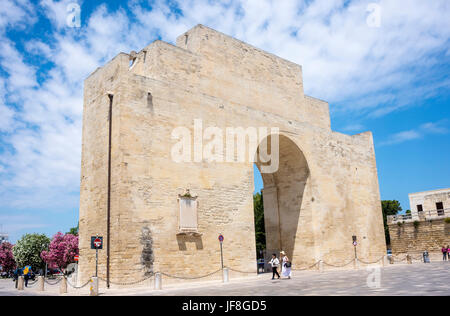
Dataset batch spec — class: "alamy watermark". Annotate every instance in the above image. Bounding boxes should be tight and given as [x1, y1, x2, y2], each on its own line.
[366, 3, 382, 28]
[171, 119, 280, 174]
[366, 266, 381, 289]
[66, 3, 81, 28]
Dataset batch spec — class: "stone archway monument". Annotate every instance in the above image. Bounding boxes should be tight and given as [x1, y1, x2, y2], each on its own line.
[78, 25, 386, 285]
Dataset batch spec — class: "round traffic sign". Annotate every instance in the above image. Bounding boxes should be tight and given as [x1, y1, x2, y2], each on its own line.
[353, 241, 358, 246]
[218, 234, 224, 242]
[74, 255, 79, 261]
[94, 238, 102, 248]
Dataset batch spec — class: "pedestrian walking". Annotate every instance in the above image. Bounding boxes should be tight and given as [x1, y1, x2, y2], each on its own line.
[269, 254, 280, 280]
[13, 267, 21, 288]
[280, 251, 292, 279]
[23, 265, 32, 287]
[442, 246, 447, 261]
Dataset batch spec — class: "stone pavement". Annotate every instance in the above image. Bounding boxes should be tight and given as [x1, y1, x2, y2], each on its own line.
[1, 262, 449, 296]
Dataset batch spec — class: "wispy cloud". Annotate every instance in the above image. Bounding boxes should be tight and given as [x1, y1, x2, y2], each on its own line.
[340, 123, 366, 133]
[379, 120, 449, 146]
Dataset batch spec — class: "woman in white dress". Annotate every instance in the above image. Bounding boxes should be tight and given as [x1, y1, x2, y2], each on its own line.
[280, 251, 292, 279]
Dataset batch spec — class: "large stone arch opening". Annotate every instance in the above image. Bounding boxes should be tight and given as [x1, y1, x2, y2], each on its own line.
[254, 134, 310, 262]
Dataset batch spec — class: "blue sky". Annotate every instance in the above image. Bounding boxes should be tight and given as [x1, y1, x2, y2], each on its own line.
[0, 0, 449, 242]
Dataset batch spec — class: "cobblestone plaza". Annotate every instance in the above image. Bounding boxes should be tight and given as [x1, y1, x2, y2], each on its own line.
[1, 262, 448, 296]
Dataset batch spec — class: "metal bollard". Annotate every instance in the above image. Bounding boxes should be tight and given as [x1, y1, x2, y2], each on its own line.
[60, 277, 67, 294]
[154, 273, 162, 290]
[17, 276, 24, 290]
[319, 260, 324, 273]
[38, 276, 45, 291]
[90, 277, 99, 296]
[222, 268, 229, 283]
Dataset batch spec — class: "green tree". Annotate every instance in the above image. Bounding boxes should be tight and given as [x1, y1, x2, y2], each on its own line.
[253, 192, 266, 252]
[13, 233, 50, 270]
[68, 223, 79, 236]
[381, 200, 402, 246]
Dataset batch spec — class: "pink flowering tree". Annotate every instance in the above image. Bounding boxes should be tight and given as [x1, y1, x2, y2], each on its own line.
[41, 232, 78, 272]
[0, 242, 16, 274]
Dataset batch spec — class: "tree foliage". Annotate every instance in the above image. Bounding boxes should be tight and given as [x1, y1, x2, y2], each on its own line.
[253, 192, 266, 252]
[381, 200, 402, 246]
[0, 242, 16, 273]
[13, 233, 50, 270]
[41, 232, 78, 271]
[68, 224, 79, 236]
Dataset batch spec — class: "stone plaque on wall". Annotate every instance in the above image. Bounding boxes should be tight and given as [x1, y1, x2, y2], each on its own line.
[178, 190, 200, 235]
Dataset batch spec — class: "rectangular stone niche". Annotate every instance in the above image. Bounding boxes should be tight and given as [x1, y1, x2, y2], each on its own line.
[177, 193, 202, 237]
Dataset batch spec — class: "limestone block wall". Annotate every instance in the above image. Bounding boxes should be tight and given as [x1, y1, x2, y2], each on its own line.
[78, 25, 386, 286]
[388, 218, 450, 259]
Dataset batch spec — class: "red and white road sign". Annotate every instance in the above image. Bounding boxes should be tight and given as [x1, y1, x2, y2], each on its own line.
[74, 255, 79, 261]
[94, 238, 102, 248]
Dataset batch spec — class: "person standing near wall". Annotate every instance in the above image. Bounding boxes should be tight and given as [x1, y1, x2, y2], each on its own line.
[280, 251, 292, 279]
[442, 246, 447, 261]
[269, 254, 280, 280]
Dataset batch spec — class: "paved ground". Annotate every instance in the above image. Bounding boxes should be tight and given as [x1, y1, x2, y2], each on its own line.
[1, 262, 449, 296]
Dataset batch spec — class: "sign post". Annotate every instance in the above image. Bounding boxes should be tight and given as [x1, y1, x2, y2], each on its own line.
[218, 234, 224, 270]
[91, 235, 103, 278]
[352, 235, 358, 259]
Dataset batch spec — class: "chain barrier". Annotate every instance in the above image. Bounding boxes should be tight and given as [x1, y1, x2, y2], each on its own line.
[392, 255, 407, 262]
[357, 256, 385, 265]
[25, 278, 39, 287]
[31, 254, 433, 291]
[292, 261, 320, 271]
[67, 278, 92, 289]
[45, 277, 62, 286]
[322, 259, 355, 268]
[386, 254, 429, 263]
[161, 269, 222, 280]
[98, 273, 154, 286]
[226, 267, 257, 274]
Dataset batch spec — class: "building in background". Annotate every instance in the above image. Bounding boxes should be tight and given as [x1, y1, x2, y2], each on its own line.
[388, 188, 450, 259]
[409, 188, 449, 220]
[0, 231, 8, 244]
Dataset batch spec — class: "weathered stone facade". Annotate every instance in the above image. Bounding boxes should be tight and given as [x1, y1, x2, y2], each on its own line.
[78, 25, 386, 286]
[388, 218, 450, 260]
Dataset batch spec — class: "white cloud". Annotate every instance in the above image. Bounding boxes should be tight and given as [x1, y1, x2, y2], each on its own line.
[380, 130, 422, 146]
[0, 0, 36, 32]
[39, 0, 81, 30]
[128, 0, 450, 117]
[341, 123, 366, 133]
[0, 215, 48, 235]
[420, 121, 449, 134]
[379, 120, 449, 146]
